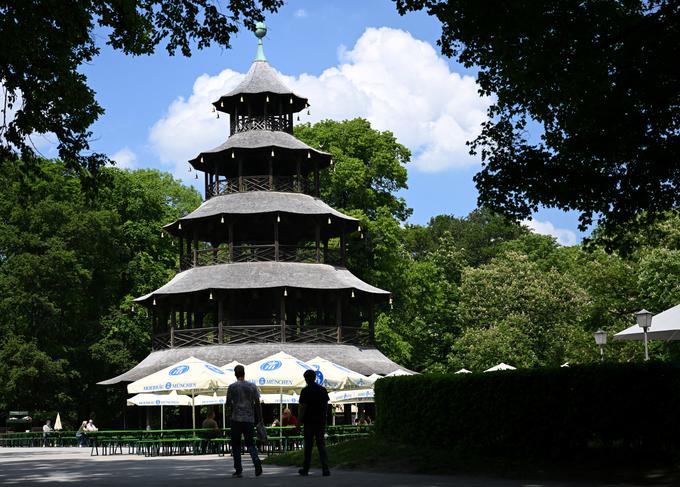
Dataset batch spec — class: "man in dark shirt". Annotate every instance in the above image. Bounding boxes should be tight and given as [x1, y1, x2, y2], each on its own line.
[226, 365, 263, 477]
[298, 368, 330, 477]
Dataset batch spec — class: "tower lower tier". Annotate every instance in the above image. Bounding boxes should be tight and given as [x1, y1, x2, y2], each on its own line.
[98, 343, 407, 385]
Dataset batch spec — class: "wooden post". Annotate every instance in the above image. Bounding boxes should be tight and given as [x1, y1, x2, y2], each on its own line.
[214, 161, 220, 195]
[179, 236, 184, 270]
[238, 158, 243, 192]
[336, 296, 342, 343]
[280, 292, 286, 343]
[218, 296, 224, 344]
[193, 232, 198, 267]
[368, 297, 375, 344]
[340, 226, 346, 266]
[296, 160, 301, 192]
[315, 223, 321, 263]
[274, 215, 279, 261]
[268, 157, 273, 189]
[314, 161, 320, 197]
[204, 171, 209, 198]
[170, 310, 176, 348]
[228, 222, 234, 262]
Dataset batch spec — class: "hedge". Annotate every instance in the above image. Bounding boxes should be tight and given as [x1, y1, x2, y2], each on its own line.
[374, 363, 680, 460]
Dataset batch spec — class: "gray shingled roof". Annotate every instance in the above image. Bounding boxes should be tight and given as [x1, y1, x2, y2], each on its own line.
[134, 262, 390, 304]
[213, 61, 308, 114]
[168, 192, 357, 224]
[201, 130, 328, 155]
[228, 61, 303, 98]
[98, 343, 408, 385]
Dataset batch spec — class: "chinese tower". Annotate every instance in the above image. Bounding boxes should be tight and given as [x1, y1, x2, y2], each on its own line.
[101, 23, 403, 386]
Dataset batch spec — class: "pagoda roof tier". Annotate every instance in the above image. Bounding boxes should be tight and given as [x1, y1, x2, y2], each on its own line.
[189, 130, 331, 175]
[134, 262, 390, 305]
[164, 192, 358, 240]
[98, 343, 409, 385]
[213, 60, 308, 115]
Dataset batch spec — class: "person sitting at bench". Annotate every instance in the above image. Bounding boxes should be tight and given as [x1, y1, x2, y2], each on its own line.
[200, 410, 219, 454]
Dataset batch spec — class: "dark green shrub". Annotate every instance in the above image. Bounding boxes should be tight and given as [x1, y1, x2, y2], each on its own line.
[375, 363, 680, 460]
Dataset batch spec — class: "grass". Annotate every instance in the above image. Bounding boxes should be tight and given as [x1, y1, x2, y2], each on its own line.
[263, 436, 680, 484]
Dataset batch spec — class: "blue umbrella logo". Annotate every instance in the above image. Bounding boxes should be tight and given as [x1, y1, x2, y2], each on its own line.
[204, 364, 224, 375]
[169, 365, 189, 376]
[315, 371, 324, 385]
[260, 360, 282, 371]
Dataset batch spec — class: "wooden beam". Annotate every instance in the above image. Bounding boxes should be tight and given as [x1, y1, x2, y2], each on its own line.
[336, 296, 342, 343]
[218, 296, 224, 344]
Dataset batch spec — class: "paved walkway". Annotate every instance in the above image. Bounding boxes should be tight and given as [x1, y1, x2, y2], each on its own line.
[0, 447, 658, 486]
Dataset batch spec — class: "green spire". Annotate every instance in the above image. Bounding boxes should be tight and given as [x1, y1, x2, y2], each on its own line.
[254, 22, 267, 61]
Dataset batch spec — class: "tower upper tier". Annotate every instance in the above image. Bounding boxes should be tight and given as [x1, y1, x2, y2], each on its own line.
[212, 23, 308, 117]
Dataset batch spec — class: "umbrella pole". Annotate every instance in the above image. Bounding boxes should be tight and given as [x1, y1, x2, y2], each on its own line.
[160, 405, 163, 431]
[222, 403, 226, 429]
[192, 392, 196, 432]
[279, 387, 283, 427]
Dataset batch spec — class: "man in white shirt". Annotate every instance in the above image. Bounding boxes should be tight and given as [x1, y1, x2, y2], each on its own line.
[42, 419, 53, 447]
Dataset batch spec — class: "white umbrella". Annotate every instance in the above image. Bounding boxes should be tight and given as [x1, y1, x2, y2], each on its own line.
[127, 356, 233, 429]
[221, 360, 242, 373]
[127, 391, 192, 406]
[329, 388, 374, 404]
[261, 393, 299, 404]
[366, 373, 383, 384]
[194, 393, 226, 406]
[245, 351, 310, 425]
[244, 351, 309, 392]
[455, 368, 472, 374]
[614, 304, 680, 341]
[54, 413, 62, 431]
[306, 356, 372, 390]
[484, 363, 516, 372]
[385, 368, 416, 377]
[127, 391, 192, 431]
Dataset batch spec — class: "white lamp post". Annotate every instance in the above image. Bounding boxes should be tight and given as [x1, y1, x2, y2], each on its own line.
[635, 309, 653, 361]
[593, 329, 607, 362]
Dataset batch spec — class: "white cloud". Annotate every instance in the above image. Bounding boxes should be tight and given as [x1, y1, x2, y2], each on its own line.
[522, 219, 578, 246]
[110, 147, 137, 169]
[148, 27, 490, 184]
[294, 9, 308, 18]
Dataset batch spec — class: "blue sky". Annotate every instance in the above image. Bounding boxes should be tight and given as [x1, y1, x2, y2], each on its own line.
[44, 0, 587, 245]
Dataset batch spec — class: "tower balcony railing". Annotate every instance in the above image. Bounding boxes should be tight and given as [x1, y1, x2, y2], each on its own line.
[231, 114, 292, 135]
[206, 175, 308, 197]
[180, 244, 342, 270]
[152, 323, 371, 350]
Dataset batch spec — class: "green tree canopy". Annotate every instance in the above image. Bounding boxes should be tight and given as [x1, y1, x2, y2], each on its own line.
[0, 159, 200, 426]
[395, 0, 680, 250]
[0, 0, 282, 182]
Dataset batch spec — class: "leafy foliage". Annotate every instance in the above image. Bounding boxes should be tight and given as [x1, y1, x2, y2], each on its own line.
[0, 159, 200, 426]
[376, 363, 680, 460]
[0, 0, 282, 182]
[395, 0, 680, 250]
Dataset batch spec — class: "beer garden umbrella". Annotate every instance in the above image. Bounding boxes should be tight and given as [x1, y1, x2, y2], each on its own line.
[127, 356, 233, 429]
[244, 351, 310, 425]
[127, 391, 192, 430]
[484, 363, 516, 372]
[305, 356, 373, 390]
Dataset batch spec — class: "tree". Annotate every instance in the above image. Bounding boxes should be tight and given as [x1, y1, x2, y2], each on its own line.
[0, 0, 282, 182]
[0, 159, 201, 426]
[453, 251, 592, 368]
[395, 0, 680, 250]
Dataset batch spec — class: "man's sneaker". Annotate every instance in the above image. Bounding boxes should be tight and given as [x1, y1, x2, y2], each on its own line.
[322, 470, 331, 477]
[232, 471, 243, 478]
[255, 464, 263, 477]
[298, 469, 309, 476]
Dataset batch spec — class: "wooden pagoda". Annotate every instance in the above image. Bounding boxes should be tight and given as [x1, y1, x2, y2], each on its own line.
[100, 23, 403, 385]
